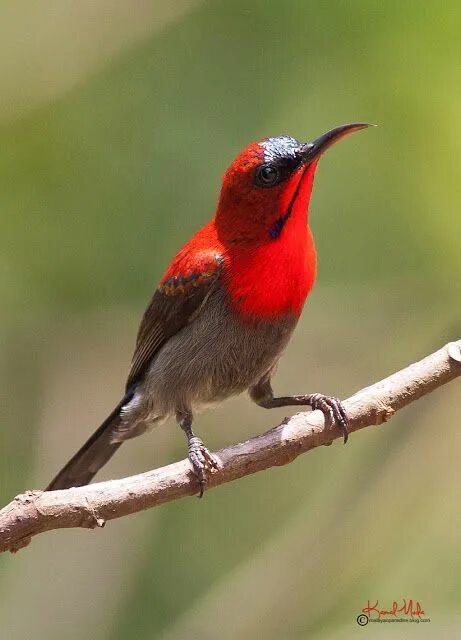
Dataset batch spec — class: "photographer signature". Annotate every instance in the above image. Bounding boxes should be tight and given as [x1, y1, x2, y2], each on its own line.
[362, 599, 425, 619]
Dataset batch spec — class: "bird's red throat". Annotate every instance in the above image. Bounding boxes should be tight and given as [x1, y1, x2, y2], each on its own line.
[162, 163, 318, 323]
[225, 163, 318, 321]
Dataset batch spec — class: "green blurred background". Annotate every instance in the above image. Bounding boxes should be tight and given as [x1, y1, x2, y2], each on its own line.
[1, 1, 460, 638]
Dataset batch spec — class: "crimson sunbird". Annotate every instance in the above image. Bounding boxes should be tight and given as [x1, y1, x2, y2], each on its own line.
[47, 123, 371, 495]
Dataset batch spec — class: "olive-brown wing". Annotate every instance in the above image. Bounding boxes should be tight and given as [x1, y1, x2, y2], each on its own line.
[126, 261, 223, 390]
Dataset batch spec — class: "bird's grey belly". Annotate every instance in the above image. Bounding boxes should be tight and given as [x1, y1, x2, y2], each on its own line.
[122, 288, 297, 432]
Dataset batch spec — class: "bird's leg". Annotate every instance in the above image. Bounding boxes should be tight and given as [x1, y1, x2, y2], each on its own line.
[176, 410, 219, 497]
[249, 378, 349, 443]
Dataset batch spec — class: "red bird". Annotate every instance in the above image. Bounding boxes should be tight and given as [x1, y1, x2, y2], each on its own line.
[47, 123, 370, 495]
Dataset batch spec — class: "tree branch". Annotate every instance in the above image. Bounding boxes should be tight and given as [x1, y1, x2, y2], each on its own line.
[1, 340, 460, 554]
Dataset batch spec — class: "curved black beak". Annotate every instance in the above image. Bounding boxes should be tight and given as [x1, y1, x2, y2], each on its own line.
[300, 123, 373, 164]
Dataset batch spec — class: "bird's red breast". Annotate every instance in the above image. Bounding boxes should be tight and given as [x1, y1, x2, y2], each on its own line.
[223, 161, 317, 320]
[161, 159, 318, 321]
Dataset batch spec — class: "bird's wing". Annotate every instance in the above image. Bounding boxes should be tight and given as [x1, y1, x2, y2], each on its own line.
[126, 253, 224, 390]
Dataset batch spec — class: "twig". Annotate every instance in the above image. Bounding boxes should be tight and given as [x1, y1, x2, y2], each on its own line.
[1, 340, 460, 554]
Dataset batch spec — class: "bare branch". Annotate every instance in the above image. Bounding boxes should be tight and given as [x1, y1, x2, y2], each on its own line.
[1, 340, 460, 554]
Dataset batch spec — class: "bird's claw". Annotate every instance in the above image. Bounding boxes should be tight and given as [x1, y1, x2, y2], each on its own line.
[188, 436, 219, 497]
[307, 393, 349, 443]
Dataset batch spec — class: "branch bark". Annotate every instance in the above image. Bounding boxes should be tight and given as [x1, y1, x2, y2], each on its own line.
[1, 340, 460, 554]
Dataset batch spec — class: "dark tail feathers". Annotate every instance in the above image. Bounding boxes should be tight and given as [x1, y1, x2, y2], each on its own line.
[45, 390, 134, 491]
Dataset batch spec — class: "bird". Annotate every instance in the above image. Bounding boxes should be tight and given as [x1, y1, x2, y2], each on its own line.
[46, 123, 371, 495]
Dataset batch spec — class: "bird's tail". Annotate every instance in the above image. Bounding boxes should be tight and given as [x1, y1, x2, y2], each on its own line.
[45, 390, 134, 491]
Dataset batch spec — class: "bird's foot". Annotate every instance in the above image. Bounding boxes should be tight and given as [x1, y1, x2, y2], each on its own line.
[188, 436, 219, 497]
[306, 393, 349, 443]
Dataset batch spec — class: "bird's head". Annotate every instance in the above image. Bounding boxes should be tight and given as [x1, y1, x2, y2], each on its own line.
[215, 123, 371, 243]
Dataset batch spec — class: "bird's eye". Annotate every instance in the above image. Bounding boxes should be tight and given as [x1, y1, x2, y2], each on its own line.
[255, 163, 280, 188]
